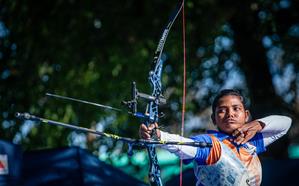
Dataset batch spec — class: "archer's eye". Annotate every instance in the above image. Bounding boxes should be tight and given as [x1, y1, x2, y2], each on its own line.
[217, 108, 226, 113]
[233, 106, 242, 111]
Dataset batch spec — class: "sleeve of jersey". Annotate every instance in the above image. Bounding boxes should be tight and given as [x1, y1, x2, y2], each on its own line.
[257, 115, 292, 147]
[160, 131, 213, 165]
[248, 133, 266, 154]
[249, 115, 292, 154]
[184, 134, 216, 165]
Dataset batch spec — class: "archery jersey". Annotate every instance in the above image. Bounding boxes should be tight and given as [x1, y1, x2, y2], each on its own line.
[160, 115, 292, 186]
[190, 132, 262, 186]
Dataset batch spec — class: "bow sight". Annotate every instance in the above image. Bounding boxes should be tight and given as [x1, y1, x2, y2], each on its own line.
[121, 81, 166, 120]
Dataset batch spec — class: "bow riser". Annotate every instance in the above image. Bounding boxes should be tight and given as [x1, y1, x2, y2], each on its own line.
[123, 1, 185, 186]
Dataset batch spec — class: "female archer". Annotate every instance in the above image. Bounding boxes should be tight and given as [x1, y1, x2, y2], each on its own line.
[139, 89, 292, 186]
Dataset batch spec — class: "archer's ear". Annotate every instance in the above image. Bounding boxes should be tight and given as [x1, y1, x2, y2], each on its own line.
[245, 110, 251, 123]
[211, 113, 216, 125]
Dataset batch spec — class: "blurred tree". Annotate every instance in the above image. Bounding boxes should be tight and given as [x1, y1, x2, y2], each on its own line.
[1, 0, 299, 182]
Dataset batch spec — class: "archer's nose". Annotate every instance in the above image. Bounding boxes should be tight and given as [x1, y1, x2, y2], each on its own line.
[227, 109, 235, 117]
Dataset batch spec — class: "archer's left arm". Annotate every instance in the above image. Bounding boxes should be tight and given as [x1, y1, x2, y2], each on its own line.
[159, 131, 199, 159]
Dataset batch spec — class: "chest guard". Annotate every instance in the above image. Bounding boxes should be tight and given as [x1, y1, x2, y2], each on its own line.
[194, 141, 258, 186]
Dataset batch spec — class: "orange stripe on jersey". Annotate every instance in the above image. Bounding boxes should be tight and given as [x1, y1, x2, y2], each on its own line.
[206, 134, 255, 165]
[206, 135, 221, 165]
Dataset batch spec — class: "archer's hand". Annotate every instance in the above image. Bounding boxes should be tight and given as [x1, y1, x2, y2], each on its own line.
[139, 123, 161, 140]
[232, 120, 265, 145]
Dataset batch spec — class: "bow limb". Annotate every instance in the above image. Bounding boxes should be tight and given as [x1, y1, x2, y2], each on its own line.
[146, 1, 185, 186]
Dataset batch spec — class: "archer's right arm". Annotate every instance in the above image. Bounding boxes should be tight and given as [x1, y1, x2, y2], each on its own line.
[257, 115, 292, 147]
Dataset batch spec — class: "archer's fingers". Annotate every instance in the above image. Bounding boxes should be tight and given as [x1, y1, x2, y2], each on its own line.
[140, 132, 151, 139]
[234, 132, 245, 144]
[240, 132, 255, 144]
[232, 128, 244, 138]
[148, 123, 158, 130]
[139, 124, 151, 139]
[140, 124, 149, 132]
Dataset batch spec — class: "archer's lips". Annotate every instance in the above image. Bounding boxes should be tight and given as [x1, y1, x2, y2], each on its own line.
[224, 119, 237, 124]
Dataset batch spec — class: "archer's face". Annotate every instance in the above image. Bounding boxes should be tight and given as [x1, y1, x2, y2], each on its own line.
[213, 95, 249, 134]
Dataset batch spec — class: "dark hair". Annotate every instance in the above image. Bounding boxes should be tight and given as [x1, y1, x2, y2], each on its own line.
[212, 89, 248, 115]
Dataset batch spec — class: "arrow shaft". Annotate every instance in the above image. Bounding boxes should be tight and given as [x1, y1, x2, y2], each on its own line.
[15, 112, 212, 147]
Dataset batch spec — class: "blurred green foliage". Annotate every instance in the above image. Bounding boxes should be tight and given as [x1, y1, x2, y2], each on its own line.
[1, 0, 299, 183]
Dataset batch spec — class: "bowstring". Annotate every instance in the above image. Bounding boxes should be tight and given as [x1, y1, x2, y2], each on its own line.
[180, 1, 186, 186]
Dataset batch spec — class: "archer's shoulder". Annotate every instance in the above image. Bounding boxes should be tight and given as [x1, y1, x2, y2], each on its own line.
[189, 133, 213, 143]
